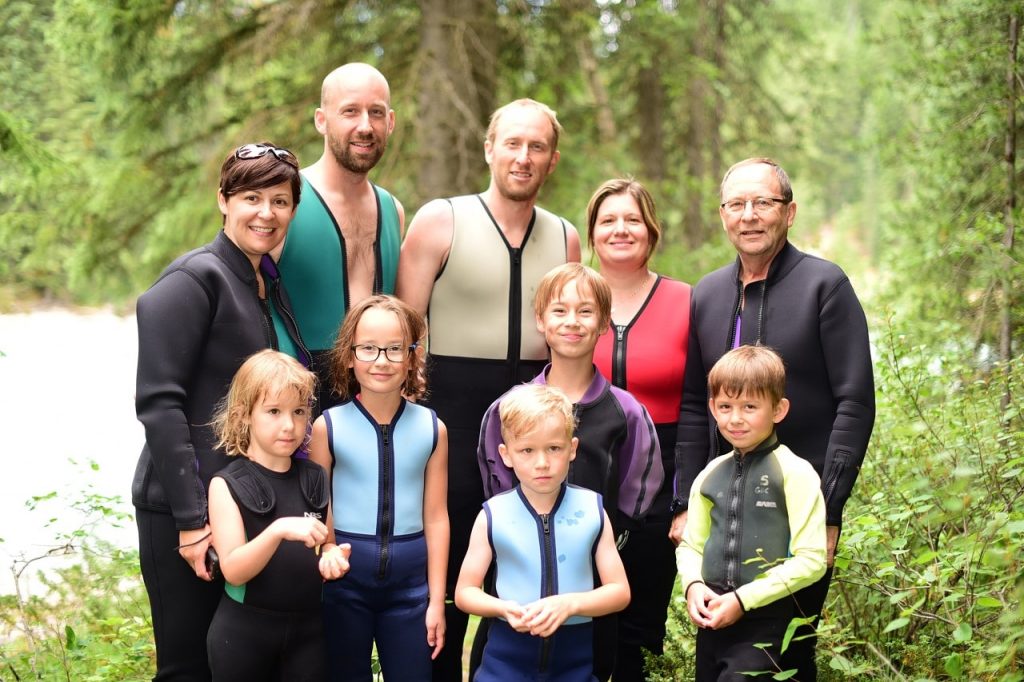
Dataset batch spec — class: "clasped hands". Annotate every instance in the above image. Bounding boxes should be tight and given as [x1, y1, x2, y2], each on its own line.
[685, 582, 743, 630]
[498, 595, 577, 638]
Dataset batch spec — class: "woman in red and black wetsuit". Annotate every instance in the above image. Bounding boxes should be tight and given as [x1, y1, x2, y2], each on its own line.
[588, 178, 692, 681]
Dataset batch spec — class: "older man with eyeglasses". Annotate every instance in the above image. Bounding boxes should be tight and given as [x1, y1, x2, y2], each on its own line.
[670, 157, 875, 680]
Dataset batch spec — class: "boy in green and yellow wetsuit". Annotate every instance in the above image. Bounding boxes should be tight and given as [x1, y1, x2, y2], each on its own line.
[677, 345, 827, 680]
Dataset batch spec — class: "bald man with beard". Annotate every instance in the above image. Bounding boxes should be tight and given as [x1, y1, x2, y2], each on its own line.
[270, 63, 405, 413]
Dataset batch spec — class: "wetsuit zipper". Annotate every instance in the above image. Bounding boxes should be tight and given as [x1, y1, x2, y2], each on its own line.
[258, 298, 277, 348]
[725, 454, 745, 590]
[538, 512, 555, 673]
[378, 423, 392, 579]
[372, 185, 384, 295]
[509, 246, 522, 379]
[612, 324, 627, 387]
[264, 272, 313, 368]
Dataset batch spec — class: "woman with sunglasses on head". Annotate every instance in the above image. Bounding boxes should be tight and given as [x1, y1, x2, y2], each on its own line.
[132, 142, 310, 681]
[587, 178, 692, 681]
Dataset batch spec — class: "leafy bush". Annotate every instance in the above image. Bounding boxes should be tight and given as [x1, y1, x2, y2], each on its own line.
[820, 317, 1024, 680]
[656, 315, 1023, 680]
[0, 465, 154, 681]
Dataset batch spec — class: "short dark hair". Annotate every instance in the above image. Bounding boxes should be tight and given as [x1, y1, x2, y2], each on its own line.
[708, 345, 787, 405]
[219, 141, 301, 206]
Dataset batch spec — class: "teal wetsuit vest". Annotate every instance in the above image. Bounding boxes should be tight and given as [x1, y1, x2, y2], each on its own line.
[271, 175, 401, 354]
[485, 484, 603, 626]
[323, 398, 438, 537]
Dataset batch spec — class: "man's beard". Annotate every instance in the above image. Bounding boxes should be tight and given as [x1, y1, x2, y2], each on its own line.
[329, 134, 386, 173]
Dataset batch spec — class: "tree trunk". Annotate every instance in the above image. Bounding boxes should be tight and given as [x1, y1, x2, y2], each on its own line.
[1000, 12, 1019, 415]
[709, 0, 727, 187]
[684, 0, 711, 247]
[636, 59, 666, 184]
[414, 0, 497, 202]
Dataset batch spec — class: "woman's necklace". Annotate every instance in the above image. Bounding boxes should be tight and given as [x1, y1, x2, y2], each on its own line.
[611, 270, 652, 314]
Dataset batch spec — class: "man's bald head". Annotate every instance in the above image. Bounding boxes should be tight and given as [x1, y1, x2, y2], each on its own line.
[321, 63, 391, 109]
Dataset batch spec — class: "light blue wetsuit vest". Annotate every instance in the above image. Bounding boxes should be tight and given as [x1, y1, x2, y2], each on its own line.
[324, 398, 438, 537]
[485, 484, 603, 626]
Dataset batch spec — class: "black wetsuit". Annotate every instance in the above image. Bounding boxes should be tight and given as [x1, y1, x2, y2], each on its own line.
[206, 458, 328, 682]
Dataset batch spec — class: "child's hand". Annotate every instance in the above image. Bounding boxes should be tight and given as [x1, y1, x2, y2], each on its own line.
[272, 516, 328, 548]
[319, 543, 351, 580]
[685, 582, 716, 628]
[520, 595, 576, 638]
[706, 591, 744, 630]
[501, 601, 529, 632]
[426, 600, 445, 660]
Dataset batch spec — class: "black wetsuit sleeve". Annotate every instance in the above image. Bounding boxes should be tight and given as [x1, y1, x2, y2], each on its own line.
[818, 278, 875, 526]
[673, 301, 712, 513]
[136, 269, 213, 530]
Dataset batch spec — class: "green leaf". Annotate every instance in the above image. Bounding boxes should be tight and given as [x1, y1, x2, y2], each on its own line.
[829, 653, 856, 673]
[944, 652, 963, 677]
[976, 596, 1002, 608]
[66, 625, 78, 650]
[883, 617, 910, 633]
[772, 670, 798, 680]
[952, 622, 972, 643]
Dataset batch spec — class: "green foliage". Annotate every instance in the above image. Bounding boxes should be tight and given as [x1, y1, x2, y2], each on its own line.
[0, 544, 154, 681]
[0, 462, 152, 680]
[817, 319, 1024, 679]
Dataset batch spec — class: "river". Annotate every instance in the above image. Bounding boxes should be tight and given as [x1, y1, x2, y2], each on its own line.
[0, 307, 142, 595]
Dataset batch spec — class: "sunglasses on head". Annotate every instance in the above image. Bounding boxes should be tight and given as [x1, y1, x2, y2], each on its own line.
[234, 143, 298, 167]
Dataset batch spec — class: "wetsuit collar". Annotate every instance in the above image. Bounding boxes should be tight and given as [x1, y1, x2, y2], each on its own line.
[729, 240, 803, 286]
[534, 363, 609, 406]
[210, 230, 260, 285]
[733, 431, 781, 460]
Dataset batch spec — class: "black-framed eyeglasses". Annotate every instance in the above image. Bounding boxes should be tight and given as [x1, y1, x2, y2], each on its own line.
[351, 343, 417, 363]
[234, 143, 299, 168]
[720, 197, 790, 215]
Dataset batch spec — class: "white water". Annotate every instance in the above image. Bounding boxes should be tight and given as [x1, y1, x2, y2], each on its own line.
[0, 308, 142, 595]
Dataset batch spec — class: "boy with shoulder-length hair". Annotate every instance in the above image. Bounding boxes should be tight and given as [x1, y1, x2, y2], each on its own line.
[476, 262, 662, 680]
[678, 345, 827, 680]
[456, 384, 630, 681]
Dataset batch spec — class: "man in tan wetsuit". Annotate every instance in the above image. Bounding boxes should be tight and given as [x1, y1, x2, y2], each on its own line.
[397, 98, 581, 681]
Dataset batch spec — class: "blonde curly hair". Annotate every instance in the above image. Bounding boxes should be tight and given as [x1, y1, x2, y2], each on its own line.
[211, 350, 317, 457]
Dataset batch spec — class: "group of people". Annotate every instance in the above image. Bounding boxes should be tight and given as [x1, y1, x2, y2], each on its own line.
[132, 61, 875, 682]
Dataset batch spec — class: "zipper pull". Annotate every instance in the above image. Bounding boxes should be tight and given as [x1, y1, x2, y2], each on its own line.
[616, 325, 625, 340]
[381, 424, 389, 447]
[541, 513, 550, 534]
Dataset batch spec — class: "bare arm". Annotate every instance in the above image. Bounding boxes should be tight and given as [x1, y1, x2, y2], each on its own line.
[455, 512, 527, 627]
[395, 197, 407, 238]
[309, 417, 336, 545]
[309, 417, 351, 579]
[564, 219, 582, 263]
[209, 476, 328, 586]
[396, 199, 454, 316]
[424, 420, 450, 658]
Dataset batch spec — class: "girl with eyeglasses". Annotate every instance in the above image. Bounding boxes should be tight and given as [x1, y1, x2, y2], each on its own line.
[309, 294, 449, 681]
[133, 143, 310, 680]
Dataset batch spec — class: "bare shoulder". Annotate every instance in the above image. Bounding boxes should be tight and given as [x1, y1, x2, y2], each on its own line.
[394, 196, 407, 236]
[397, 198, 455, 309]
[405, 198, 455, 243]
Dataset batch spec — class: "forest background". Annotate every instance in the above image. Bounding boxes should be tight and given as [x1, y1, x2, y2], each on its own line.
[1, 0, 1023, 679]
